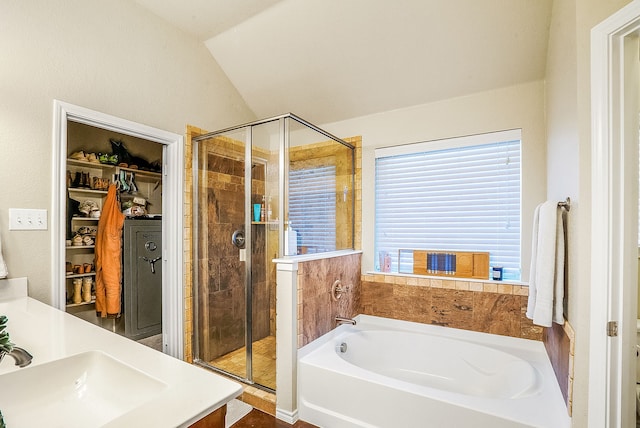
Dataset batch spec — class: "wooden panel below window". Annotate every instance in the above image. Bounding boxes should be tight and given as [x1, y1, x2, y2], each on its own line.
[413, 250, 489, 279]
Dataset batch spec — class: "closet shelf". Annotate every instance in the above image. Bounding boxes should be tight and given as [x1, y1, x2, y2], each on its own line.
[66, 158, 162, 180]
[66, 245, 95, 250]
[65, 272, 96, 279]
[66, 299, 95, 309]
[68, 188, 108, 195]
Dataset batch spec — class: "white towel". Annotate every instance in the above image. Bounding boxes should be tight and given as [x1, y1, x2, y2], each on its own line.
[0, 232, 7, 279]
[526, 201, 565, 326]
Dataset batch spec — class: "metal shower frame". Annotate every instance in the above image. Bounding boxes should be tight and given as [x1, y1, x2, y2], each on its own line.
[191, 113, 355, 390]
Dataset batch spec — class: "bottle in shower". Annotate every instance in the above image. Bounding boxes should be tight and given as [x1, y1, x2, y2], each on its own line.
[260, 195, 266, 222]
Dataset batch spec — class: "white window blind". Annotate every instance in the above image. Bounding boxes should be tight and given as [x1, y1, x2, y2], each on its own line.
[289, 165, 336, 254]
[375, 133, 521, 280]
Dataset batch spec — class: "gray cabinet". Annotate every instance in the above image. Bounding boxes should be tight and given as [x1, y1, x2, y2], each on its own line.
[123, 219, 162, 340]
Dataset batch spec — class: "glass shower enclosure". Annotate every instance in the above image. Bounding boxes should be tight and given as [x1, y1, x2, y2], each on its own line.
[192, 114, 354, 391]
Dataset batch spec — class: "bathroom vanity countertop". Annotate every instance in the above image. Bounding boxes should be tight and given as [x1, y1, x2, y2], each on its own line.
[0, 292, 241, 427]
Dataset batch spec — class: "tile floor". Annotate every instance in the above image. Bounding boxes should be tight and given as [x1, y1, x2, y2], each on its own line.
[136, 333, 163, 351]
[210, 335, 276, 390]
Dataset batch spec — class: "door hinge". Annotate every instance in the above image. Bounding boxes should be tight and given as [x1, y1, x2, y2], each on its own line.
[607, 321, 618, 337]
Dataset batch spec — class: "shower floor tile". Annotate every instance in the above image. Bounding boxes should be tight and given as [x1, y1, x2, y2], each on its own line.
[210, 335, 276, 390]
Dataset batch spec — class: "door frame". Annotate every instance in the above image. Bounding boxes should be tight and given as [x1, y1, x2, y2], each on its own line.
[590, 2, 640, 426]
[51, 100, 184, 359]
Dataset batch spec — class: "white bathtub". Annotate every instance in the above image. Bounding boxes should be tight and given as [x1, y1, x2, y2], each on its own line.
[298, 315, 570, 428]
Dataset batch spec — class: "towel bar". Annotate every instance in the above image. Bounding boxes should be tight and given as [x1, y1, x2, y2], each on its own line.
[558, 197, 571, 211]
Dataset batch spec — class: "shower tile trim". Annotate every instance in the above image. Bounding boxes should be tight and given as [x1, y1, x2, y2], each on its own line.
[273, 249, 362, 264]
[183, 124, 207, 363]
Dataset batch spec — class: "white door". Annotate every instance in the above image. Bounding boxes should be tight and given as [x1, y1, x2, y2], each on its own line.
[590, 2, 640, 426]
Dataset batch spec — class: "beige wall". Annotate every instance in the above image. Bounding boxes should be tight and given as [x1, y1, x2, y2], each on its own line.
[0, 0, 255, 303]
[323, 80, 547, 280]
[546, 0, 632, 425]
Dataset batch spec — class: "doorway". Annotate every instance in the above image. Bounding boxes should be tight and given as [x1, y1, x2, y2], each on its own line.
[51, 100, 184, 359]
[65, 122, 164, 345]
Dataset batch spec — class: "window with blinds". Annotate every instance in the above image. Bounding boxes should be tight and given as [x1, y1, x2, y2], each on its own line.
[375, 130, 521, 280]
[289, 165, 337, 254]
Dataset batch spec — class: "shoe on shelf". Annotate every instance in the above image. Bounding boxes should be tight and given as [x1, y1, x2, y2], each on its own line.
[71, 171, 82, 188]
[78, 200, 98, 216]
[69, 151, 87, 161]
[72, 278, 82, 304]
[86, 153, 100, 163]
[72, 234, 83, 246]
[80, 172, 91, 188]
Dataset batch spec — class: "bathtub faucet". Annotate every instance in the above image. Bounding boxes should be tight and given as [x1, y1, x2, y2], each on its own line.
[335, 316, 356, 326]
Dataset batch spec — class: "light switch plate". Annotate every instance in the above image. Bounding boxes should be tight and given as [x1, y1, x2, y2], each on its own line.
[9, 208, 48, 230]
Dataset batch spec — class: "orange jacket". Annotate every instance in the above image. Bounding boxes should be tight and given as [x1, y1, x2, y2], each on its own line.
[95, 184, 124, 318]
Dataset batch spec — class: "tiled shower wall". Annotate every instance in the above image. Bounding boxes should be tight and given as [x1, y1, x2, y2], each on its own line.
[184, 125, 200, 363]
[196, 149, 271, 362]
[297, 252, 362, 347]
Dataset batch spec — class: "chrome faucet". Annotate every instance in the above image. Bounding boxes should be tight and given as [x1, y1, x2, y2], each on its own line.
[0, 315, 32, 367]
[1, 346, 33, 368]
[335, 316, 356, 326]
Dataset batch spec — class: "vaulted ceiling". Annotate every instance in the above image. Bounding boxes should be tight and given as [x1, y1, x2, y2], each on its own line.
[133, 0, 553, 124]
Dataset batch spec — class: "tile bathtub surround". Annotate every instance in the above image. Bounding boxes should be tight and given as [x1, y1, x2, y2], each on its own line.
[297, 252, 362, 347]
[543, 320, 575, 416]
[360, 273, 542, 340]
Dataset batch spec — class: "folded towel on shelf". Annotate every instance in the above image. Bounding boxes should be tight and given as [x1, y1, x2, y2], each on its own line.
[526, 200, 565, 327]
[0, 232, 7, 279]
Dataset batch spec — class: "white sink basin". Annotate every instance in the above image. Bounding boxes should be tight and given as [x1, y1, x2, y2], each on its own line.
[0, 350, 167, 427]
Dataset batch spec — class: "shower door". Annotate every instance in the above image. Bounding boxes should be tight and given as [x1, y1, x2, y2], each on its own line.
[193, 120, 280, 391]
